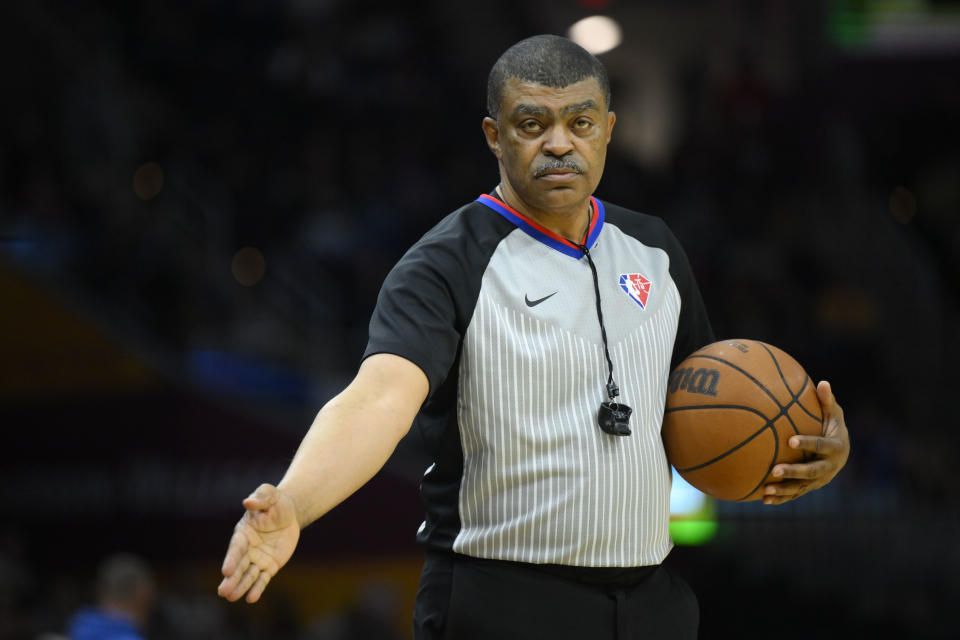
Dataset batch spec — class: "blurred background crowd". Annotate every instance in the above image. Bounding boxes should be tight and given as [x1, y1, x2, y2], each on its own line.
[1, 0, 958, 637]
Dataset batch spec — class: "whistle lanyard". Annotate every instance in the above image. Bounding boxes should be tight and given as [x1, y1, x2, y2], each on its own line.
[576, 211, 633, 436]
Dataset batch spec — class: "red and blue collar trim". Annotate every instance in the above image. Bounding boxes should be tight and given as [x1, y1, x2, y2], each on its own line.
[475, 193, 604, 259]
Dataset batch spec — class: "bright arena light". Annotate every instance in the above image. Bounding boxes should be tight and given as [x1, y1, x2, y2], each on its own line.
[568, 15, 622, 55]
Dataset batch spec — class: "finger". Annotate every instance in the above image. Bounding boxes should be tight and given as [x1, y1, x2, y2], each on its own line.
[250, 504, 285, 532]
[246, 571, 272, 603]
[219, 571, 247, 602]
[242, 483, 278, 511]
[816, 380, 846, 438]
[772, 457, 832, 481]
[763, 492, 801, 506]
[218, 550, 250, 598]
[762, 480, 811, 505]
[217, 559, 249, 598]
[227, 561, 262, 602]
[764, 480, 808, 497]
[784, 434, 844, 457]
[221, 525, 253, 576]
[816, 380, 836, 411]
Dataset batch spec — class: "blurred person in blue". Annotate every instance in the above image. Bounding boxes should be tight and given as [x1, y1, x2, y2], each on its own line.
[67, 553, 155, 640]
[218, 35, 850, 639]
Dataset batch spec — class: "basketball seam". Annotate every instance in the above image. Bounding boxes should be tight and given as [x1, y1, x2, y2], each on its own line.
[685, 347, 820, 466]
[795, 376, 822, 421]
[740, 427, 779, 501]
[670, 394, 804, 494]
[669, 404, 779, 501]
[668, 404, 772, 472]
[755, 344, 825, 462]
[757, 342, 808, 463]
[759, 342, 814, 434]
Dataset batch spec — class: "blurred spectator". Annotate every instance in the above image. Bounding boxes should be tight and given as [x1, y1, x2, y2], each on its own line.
[299, 582, 402, 640]
[66, 553, 155, 640]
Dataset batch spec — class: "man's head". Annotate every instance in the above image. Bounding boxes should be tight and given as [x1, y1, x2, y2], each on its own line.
[482, 35, 615, 223]
[96, 552, 155, 626]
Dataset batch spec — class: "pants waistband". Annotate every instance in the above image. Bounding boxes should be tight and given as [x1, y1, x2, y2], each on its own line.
[437, 550, 661, 589]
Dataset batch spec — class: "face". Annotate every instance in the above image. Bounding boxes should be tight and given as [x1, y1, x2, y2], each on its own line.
[483, 76, 615, 217]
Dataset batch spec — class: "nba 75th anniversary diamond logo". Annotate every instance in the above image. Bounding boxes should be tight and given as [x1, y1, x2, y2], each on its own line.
[619, 273, 651, 308]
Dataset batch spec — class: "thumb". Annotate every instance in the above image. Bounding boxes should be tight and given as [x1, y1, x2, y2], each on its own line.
[242, 483, 278, 511]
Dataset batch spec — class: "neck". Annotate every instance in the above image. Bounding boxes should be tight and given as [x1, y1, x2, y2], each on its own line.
[495, 183, 592, 245]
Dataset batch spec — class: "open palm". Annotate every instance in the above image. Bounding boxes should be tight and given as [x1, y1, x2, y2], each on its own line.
[217, 483, 300, 603]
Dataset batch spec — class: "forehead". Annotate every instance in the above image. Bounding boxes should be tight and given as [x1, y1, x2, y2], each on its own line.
[500, 77, 607, 116]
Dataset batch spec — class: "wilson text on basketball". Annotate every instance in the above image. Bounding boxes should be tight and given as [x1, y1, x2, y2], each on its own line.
[668, 367, 720, 397]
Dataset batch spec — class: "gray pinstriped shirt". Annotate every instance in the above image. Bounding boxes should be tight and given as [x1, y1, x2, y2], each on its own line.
[364, 194, 712, 568]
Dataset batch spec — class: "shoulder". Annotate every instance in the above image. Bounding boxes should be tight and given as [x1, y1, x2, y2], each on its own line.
[372, 198, 516, 325]
[393, 199, 516, 274]
[599, 198, 703, 296]
[599, 199, 686, 255]
[412, 200, 514, 251]
[601, 201, 689, 271]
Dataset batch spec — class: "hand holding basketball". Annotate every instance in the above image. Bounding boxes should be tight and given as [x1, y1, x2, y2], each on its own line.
[662, 339, 850, 502]
[762, 380, 850, 505]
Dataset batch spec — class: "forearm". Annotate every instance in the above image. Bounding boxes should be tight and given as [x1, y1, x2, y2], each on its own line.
[277, 354, 427, 529]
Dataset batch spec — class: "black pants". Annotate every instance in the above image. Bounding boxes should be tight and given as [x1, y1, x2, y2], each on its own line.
[414, 552, 699, 640]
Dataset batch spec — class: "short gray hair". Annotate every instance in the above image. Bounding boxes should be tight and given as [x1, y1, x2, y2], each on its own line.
[486, 34, 612, 119]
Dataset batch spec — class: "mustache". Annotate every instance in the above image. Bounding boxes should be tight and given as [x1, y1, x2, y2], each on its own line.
[534, 159, 584, 178]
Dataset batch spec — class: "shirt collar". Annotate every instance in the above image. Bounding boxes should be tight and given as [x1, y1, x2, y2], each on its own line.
[475, 193, 604, 259]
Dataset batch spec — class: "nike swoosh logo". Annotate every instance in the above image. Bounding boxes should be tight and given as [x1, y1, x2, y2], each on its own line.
[525, 291, 558, 307]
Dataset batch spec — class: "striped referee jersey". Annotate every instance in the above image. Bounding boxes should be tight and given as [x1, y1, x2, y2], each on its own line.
[364, 193, 713, 568]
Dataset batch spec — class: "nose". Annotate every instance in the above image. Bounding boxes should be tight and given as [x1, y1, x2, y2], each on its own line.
[541, 124, 574, 157]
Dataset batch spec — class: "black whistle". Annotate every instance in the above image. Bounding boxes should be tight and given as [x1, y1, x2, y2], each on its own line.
[598, 401, 633, 436]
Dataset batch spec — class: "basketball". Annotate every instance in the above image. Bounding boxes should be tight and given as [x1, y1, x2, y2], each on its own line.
[662, 339, 823, 501]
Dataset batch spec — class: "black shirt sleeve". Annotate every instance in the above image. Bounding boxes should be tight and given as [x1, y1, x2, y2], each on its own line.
[362, 203, 514, 399]
[363, 228, 462, 398]
[661, 224, 714, 369]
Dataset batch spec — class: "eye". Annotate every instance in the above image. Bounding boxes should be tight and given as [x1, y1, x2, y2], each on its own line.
[574, 117, 594, 130]
[519, 120, 544, 134]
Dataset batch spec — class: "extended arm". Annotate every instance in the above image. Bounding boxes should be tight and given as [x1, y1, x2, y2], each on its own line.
[217, 353, 429, 602]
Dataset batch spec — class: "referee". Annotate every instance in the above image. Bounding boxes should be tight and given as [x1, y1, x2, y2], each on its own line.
[218, 35, 850, 639]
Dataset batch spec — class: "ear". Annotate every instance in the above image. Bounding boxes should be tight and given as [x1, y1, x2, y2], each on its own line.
[605, 111, 616, 144]
[482, 117, 502, 159]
